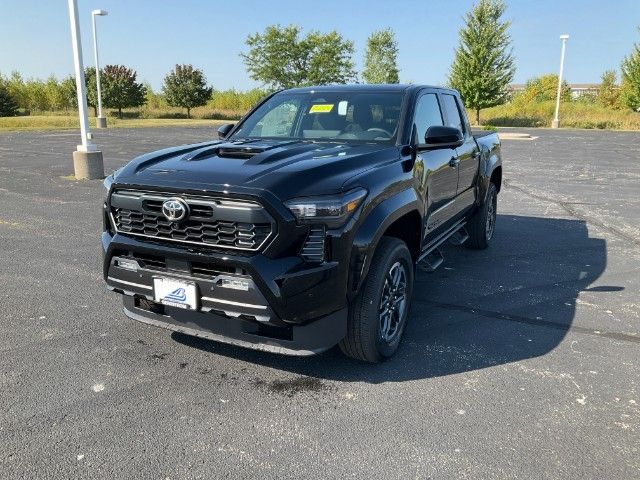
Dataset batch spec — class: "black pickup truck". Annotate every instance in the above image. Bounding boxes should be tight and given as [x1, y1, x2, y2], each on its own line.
[102, 84, 502, 362]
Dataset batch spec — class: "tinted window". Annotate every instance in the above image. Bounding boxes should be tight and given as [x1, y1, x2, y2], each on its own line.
[233, 92, 404, 143]
[248, 98, 301, 138]
[413, 93, 443, 142]
[441, 94, 465, 133]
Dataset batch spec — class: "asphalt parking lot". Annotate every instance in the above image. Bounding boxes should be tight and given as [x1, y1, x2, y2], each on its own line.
[0, 126, 639, 479]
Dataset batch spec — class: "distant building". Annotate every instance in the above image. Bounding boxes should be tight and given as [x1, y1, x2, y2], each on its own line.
[508, 83, 601, 98]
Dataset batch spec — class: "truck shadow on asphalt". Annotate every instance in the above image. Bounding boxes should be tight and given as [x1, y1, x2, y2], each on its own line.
[173, 214, 612, 383]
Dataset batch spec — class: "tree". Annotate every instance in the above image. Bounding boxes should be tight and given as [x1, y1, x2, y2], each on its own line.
[44, 75, 71, 111]
[521, 74, 571, 103]
[100, 65, 146, 118]
[162, 64, 212, 118]
[60, 76, 78, 111]
[5, 71, 27, 109]
[84, 67, 98, 115]
[448, 0, 515, 125]
[24, 79, 49, 111]
[241, 25, 356, 89]
[596, 70, 620, 108]
[0, 83, 18, 117]
[621, 29, 640, 111]
[144, 82, 167, 110]
[362, 28, 400, 84]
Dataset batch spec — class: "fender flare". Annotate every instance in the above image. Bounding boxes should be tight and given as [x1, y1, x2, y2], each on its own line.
[477, 145, 502, 204]
[348, 188, 422, 294]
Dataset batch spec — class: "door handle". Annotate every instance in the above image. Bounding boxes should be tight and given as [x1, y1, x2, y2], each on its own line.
[449, 157, 460, 168]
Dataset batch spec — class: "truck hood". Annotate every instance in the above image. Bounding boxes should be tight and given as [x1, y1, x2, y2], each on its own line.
[114, 138, 399, 199]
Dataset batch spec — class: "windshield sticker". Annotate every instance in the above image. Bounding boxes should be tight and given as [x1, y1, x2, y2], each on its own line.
[309, 104, 334, 113]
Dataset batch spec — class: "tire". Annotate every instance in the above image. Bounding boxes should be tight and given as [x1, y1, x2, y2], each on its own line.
[339, 236, 414, 363]
[466, 182, 497, 250]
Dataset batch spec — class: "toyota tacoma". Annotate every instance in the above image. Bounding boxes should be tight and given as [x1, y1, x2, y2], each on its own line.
[102, 84, 502, 362]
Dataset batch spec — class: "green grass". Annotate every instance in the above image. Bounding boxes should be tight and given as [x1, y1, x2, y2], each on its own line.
[5, 101, 640, 132]
[475, 100, 640, 130]
[0, 115, 232, 132]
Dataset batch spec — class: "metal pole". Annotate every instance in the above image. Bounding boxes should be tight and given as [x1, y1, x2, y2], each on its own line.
[92, 10, 107, 128]
[552, 35, 569, 128]
[68, 0, 103, 179]
[68, 0, 95, 151]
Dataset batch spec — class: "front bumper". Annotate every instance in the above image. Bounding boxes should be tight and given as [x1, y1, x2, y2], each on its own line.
[123, 296, 347, 355]
[103, 230, 349, 355]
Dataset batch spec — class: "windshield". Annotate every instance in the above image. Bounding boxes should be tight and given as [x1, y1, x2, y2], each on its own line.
[232, 91, 404, 143]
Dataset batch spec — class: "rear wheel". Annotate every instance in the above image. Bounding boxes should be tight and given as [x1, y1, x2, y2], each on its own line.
[466, 182, 497, 250]
[339, 237, 414, 363]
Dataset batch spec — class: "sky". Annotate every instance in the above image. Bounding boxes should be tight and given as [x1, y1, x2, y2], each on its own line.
[1, 0, 639, 91]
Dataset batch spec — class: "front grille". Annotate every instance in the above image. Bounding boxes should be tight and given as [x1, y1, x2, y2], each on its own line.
[191, 261, 240, 277]
[114, 250, 244, 277]
[110, 190, 274, 252]
[131, 252, 167, 271]
[114, 210, 271, 249]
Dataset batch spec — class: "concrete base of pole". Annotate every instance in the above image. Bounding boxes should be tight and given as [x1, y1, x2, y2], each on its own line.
[96, 116, 107, 128]
[551, 119, 560, 129]
[73, 149, 104, 179]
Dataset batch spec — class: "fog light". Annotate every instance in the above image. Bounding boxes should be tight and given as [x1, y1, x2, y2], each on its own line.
[116, 258, 139, 272]
[219, 278, 250, 291]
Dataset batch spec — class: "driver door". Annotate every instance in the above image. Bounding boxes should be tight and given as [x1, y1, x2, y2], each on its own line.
[412, 91, 459, 236]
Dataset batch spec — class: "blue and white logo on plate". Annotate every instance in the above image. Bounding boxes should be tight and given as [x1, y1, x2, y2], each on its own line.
[154, 278, 197, 309]
[164, 287, 187, 303]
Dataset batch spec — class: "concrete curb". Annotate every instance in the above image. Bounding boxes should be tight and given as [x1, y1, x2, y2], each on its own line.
[498, 132, 533, 140]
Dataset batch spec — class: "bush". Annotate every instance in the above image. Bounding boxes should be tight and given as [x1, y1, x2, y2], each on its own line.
[209, 88, 268, 112]
[479, 98, 640, 130]
[597, 70, 621, 108]
[107, 110, 140, 119]
[482, 116, 544, 127]
[0, 84, 18, 117]
[521, 74, 571, 103]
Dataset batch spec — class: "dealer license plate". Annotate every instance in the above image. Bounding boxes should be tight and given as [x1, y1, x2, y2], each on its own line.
[153, 277, 198, 310]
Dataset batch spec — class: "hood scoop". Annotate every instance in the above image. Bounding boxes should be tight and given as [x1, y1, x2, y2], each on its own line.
[180, 144, 223, 162]
[217, 146, 266, 159]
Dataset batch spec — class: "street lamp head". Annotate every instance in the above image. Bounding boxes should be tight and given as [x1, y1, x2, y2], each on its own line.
[560, 34, 569, 40]
[92, 9, 108, 16]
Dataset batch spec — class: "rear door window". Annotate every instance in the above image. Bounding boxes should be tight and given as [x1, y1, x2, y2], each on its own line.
[441, 94, 465, 134]
[413, 93, 444, 142]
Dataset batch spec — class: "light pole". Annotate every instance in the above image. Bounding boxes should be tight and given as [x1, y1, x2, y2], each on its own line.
[551, 34, 569, 129]
[91, 9, 108, 128]
[67, 0, 104, 179]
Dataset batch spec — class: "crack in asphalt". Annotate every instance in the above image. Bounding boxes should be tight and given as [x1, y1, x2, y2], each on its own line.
[419, 299, 640, 344]
[503, 179, 640, 247]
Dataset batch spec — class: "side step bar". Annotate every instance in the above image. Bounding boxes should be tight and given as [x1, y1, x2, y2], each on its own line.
[417, 220, 467, 272]
[418, 249, 444, 272]
[448, 227, 469, 246]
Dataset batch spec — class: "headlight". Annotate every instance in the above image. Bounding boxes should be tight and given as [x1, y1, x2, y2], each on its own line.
[284, 188, 367, 227]
[103, 173, 114, 204]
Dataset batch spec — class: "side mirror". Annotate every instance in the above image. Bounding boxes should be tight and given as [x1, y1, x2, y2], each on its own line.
[421, 126, 464, 149]
[217, 123, 235, 139]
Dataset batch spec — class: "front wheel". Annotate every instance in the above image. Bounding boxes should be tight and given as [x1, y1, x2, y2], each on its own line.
[339, 237, 414, 363]
[466, 182, 497, 250]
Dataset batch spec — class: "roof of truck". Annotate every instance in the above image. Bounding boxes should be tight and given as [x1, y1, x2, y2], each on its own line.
[283, 84, 454, 94]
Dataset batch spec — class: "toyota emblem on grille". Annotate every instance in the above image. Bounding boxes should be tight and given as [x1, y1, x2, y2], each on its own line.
[161, 197, 189, 222]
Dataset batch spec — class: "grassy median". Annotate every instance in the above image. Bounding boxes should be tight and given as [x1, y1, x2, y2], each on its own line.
[477, 100, 640, 130]
[0, 114, 231, 131]
[3, 102, 640, 132]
